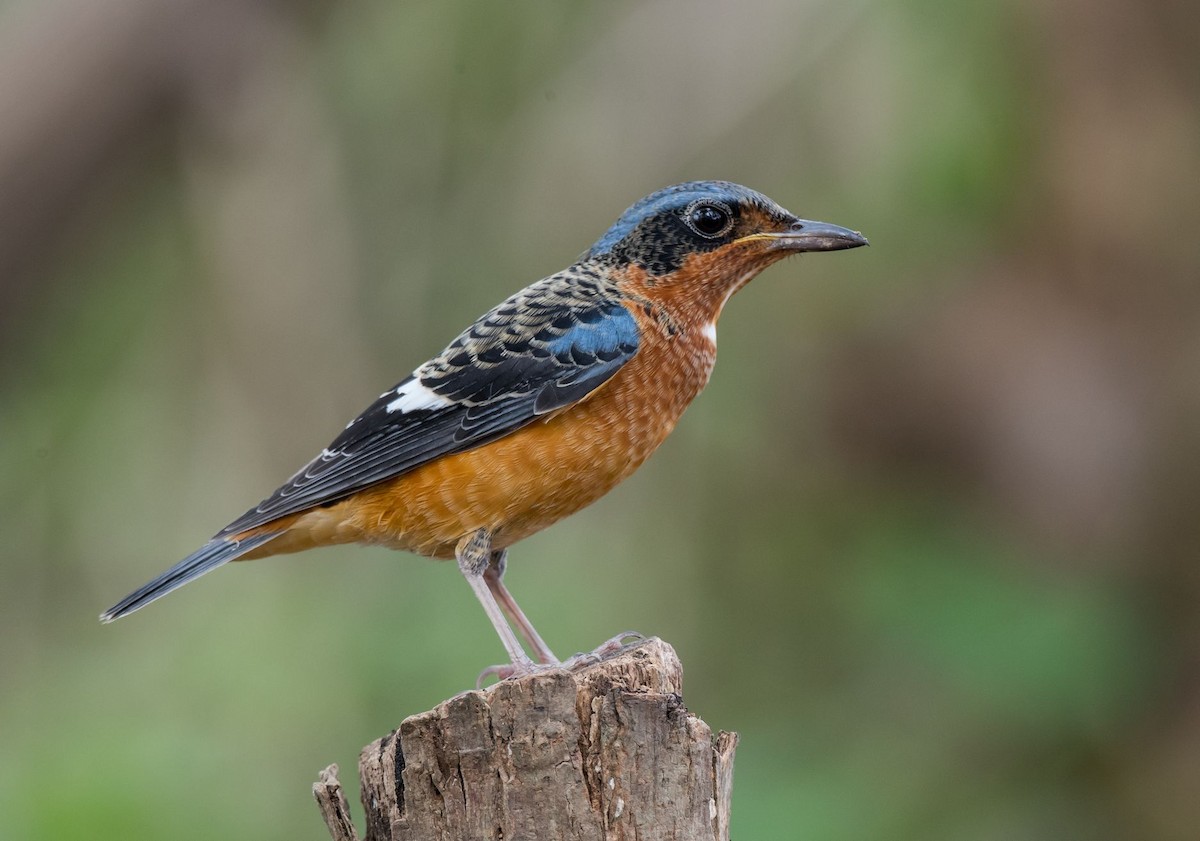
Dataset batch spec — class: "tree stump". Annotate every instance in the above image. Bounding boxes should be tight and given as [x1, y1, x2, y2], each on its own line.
[313, 638, 738, 841]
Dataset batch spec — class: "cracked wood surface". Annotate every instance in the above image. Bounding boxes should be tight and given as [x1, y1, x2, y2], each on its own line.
[314, 638, 737, 841]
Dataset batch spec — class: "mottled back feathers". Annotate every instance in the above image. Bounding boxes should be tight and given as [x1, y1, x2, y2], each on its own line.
[219, 268, 640, 536]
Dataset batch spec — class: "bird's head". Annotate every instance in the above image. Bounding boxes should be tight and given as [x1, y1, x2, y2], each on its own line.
[585, 180, 866, 315]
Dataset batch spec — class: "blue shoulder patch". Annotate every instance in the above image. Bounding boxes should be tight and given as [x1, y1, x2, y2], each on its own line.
[546, 305, 639, 358]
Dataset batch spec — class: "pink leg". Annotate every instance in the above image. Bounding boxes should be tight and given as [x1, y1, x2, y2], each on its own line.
[484, 550, 558, 665]
[456, 531, 537, 673]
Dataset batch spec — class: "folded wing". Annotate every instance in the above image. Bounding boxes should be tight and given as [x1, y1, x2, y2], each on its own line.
[218, 293, 640, 537]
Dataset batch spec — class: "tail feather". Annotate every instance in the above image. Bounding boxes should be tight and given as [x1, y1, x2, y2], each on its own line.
[100, 532, 280, 622]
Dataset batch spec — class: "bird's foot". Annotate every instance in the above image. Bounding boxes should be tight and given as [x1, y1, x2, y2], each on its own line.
[474, 632, 644, 688]
[560, 631, 646, 671]
[475, 659, 558, 689]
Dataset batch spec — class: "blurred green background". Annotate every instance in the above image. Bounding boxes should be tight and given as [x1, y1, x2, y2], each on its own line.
[2, 0, 1198, 839]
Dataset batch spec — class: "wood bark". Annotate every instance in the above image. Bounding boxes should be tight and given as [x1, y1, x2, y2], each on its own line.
[314, 638, 737, 841]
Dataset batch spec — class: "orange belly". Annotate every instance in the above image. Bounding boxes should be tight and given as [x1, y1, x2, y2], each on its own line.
[246, 318, 716, 562]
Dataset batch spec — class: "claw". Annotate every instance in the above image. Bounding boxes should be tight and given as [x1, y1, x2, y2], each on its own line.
[475, 659, 558, 689]
[561, 631, 646, 671]
[590, 630, 645, 657]
[475, 632, 647, 688]
[476, 663, 519, 688]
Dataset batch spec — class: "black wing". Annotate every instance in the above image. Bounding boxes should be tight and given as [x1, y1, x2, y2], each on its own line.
[218, 290, 639, 536]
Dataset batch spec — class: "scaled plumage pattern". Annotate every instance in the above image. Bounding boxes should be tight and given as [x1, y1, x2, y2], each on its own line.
[102, 181, 867, 674]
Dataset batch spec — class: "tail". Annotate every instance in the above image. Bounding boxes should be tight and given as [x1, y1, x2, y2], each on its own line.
[100, 531, 281, 622]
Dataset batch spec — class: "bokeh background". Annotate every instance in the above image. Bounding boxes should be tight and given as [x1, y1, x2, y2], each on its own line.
[2, 0, 1198, 838]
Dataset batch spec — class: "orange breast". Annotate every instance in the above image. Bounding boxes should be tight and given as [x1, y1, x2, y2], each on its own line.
[283, 309, 717, 561]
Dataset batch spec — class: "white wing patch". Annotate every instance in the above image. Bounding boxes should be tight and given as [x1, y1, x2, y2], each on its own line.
[386, 378, 454, 413]
[700, 321, 717, 345]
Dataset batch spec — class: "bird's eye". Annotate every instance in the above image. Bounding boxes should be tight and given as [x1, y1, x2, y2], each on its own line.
[685, 202, 733, 239]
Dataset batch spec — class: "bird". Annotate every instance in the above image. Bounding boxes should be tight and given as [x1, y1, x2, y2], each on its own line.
[101, 180, 867, 676]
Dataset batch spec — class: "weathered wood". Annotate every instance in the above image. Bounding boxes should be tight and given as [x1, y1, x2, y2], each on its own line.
[315, 638, 737, 841]
[314, 764, 360, 841]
